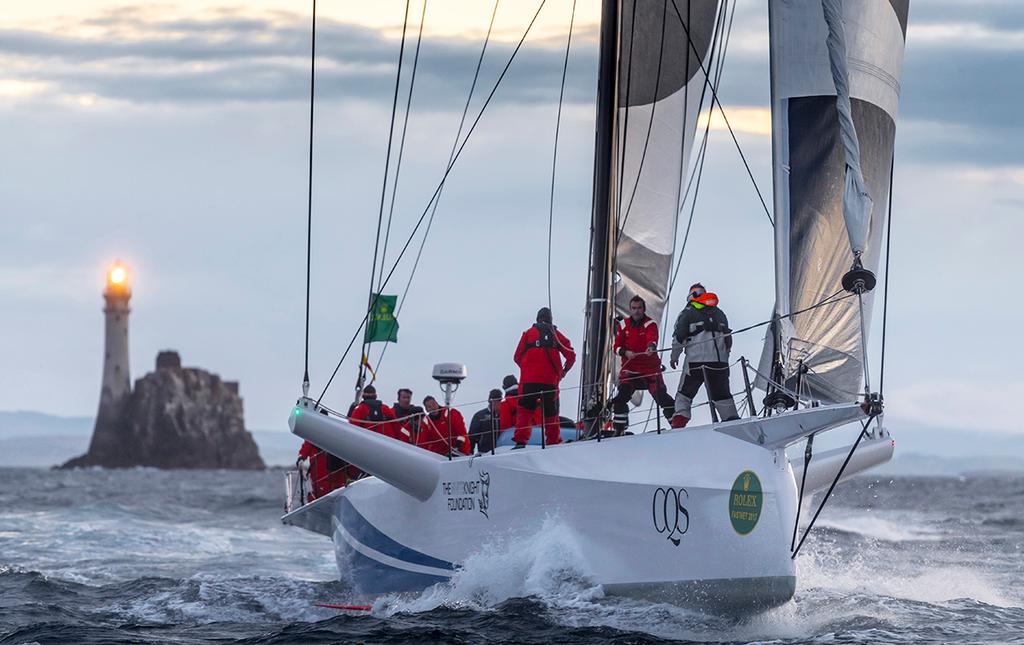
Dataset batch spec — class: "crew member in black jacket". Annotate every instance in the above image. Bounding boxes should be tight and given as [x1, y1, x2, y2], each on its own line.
[468, 389, 503, 454]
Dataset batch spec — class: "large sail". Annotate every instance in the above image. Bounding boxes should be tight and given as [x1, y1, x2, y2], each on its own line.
[580, 0, 721, 423]
[612, 0, 720, 324]
[763, 0, 909, 403]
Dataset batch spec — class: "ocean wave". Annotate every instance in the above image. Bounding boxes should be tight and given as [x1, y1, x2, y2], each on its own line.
[4, 469, 1024, 644]
[814, 513, 945, 542]
[375, 518, 603, 615]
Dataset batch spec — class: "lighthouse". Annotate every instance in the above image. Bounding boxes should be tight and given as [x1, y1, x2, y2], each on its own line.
[95, 261, 132, 432]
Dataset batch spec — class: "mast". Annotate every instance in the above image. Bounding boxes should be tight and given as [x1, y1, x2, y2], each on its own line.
[579, 0, 619, 433]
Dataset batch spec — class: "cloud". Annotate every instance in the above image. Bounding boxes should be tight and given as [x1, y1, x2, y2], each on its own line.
[887, 379, 1024, 434]
[908, 0, 1024, 33]
[0, 7, 598, 108]
[696, 106, 771, 137]
[2, 2, 1022, 166]
[0, 78, 48, 96]
[956, 166, 1024, 186]
[909, 22, 1024, 51]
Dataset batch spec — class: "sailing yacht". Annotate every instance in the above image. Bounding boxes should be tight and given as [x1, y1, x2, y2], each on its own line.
[282, 0, 908, 612]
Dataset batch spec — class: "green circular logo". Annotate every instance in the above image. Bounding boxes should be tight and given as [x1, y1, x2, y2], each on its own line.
[728, 470, 763, 535]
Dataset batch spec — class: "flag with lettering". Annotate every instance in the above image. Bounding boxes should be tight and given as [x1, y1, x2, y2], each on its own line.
[364, 293, 399, 343]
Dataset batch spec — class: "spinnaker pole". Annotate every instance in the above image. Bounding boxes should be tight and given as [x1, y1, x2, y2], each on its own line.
[579, 0, 619, 436]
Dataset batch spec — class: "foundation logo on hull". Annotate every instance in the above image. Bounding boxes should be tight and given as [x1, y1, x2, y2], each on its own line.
[729, 470, 762, 535]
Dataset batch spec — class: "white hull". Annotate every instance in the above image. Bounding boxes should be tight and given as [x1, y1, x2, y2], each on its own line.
[283, 401, 891, 611]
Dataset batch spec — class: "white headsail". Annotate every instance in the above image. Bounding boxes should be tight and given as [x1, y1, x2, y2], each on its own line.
[612, 0, 720, 324]
[761, 0, 909, 403]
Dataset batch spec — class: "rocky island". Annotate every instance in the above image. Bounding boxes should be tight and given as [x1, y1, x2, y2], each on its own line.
[62, 351, 265, 470]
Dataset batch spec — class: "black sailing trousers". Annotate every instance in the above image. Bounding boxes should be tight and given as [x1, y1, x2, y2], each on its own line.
[609, 373, 675, 434]
[675, 361, 739, 421]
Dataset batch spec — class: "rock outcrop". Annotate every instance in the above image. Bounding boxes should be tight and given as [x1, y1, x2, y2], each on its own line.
[62, 351, 265, 469]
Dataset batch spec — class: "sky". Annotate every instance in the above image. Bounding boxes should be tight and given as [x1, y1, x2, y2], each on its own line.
[0, 0, 1021, 441]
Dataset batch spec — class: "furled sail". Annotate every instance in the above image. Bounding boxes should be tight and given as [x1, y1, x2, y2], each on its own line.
[612, 0, 720, 324]
[761, 0, 909, 403]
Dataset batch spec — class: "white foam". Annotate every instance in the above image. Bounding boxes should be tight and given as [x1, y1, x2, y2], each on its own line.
[375, 517, 603, 615]
[798, 539, 1020, 609]
[116, 575, 340, 624]
[815, 513, 944, 542]
[371, 513, 1023, 642]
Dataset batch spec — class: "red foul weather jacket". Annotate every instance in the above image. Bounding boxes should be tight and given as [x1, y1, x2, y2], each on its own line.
[349, 400, 409, 443]
[416, 408, 471, 456]
[499, 393, 542, 433]
[514, 323, 576, 386]
[298, 440, 346, 499]
[613, 314, 663, 379]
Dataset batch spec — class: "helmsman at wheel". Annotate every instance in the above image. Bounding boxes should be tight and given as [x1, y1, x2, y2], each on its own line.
[669, 283, 740, 427]
[608, 295, 675, 434]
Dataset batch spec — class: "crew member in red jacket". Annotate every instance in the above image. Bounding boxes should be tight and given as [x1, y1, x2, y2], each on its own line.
[512, 307, 575, 448]
[498, 374, 542, 438]
[349, 385, 410, 443]
[297, 440, 347, 500]
[416, 395, 471, 456]
[608, 295, 675, 434]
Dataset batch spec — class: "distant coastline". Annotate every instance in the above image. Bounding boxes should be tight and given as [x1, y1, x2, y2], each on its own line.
[3, 410, 1022, 474]
[0, 411, 301, 468]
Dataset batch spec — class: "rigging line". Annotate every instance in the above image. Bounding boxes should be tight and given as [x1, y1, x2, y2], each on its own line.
[374, 0, 501, 372]
[318, 0, 549, 403]
[615, 5, 639, 225]
[791, 416, 875, 559]
[790, 431, 814, 552]
[616, 0, 670, 238]
[379, 0, 428, 291]
[320, 357, 751, 421]
[674, 0, 727, 229]
[548, 0, 577, 310]
[602, 1, 634, 321]
[302, 0, 317, 394]
[668, 123, 711, 295]
[650, 290, 851, 354]
[668, 0, 773, 228]
[663, 0, 733, 324]
[879, 151, 895, 398]
[360, 0, 412, 385]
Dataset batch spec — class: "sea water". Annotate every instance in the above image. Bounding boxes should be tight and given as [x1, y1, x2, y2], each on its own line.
[1, 468, 1022, 644]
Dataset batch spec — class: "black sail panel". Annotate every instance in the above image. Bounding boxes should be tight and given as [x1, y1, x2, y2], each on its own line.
[763, 0, 909, 403]
[787, 97, 896, 402]
[613, 0, 719, 325]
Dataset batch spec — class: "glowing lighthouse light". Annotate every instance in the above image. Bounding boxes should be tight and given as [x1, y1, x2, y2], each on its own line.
[110, 265, 127, 285]
[107, 261, 129, 291]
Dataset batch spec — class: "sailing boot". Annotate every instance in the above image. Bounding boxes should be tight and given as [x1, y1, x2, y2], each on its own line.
[612, 411, 629, 435]
[713, 398, 740, 422]
[672, 392, 693, 428]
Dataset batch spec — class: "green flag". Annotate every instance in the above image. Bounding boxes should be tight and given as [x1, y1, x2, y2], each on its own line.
[364, 293, 399, 343]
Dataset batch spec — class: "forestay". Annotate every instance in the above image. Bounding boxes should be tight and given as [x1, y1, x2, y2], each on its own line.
[612, 0, 720, 324]
[761, 0, 909, 403]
